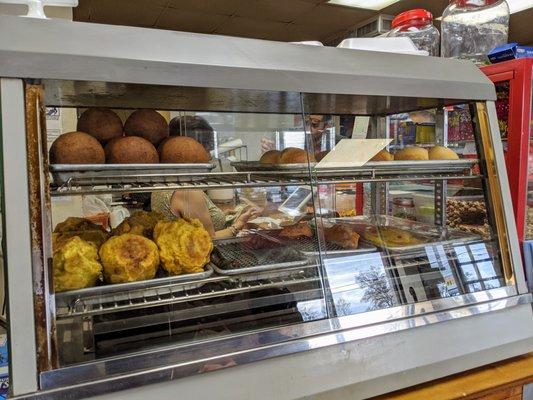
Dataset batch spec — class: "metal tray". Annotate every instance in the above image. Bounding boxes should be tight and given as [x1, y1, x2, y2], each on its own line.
[231, 159, 478, 175]
[50, 163, 216, 186]
[55, 264, 214, 303]
[211, 235, 309, 275]
[231, 161, 314, 172]
[261, 231, 377, 256]
[330, 215, 481, 252]
[213, 262, 319, 283]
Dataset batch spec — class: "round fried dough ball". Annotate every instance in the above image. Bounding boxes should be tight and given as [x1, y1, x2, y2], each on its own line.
[49, 131, 105, 164]
[154, 219, 213, 275]
[53, 236, 102, 292]
[77, 108, 123, 143]
[158, 136, 210, 163]
[259, 150, 282, 164]
[124, 109, 169, 145]
[394, 146, 429, 161]
[104, 136, 159, 164]
[279, 147, 315, 164]
[99, 234, 159, 283]
[428, 145, 459, 160]
[370, 149, 393, 161]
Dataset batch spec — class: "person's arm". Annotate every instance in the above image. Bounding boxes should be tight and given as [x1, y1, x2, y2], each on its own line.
[171, 190, 261, 238]
[170, 190, 215, 237]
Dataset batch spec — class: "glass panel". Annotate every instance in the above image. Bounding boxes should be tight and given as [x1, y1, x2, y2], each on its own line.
[301, 97, 508, 319]
[46, 89, 329, 366]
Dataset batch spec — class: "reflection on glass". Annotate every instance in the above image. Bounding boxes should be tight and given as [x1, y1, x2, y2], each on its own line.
[324, 253, 397, 315]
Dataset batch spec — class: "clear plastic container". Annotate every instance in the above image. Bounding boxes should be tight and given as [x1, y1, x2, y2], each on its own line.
[392, 197, 417, 221]
[441, 0, 510, 64]
[388, 9, 440, 56]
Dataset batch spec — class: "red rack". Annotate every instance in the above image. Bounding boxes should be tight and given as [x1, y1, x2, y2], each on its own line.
[481, 58, 533, 244]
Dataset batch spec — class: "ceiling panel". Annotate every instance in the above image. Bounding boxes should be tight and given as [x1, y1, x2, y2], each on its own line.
[73, 0, 533, 45]
[167, 0, 246, 16]
[88, 0, 165, 27]
[234, 0, 317, 23]
[156, 8, 229, 33]
[215, 16, 292, 41]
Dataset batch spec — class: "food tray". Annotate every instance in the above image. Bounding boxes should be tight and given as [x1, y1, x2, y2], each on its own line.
[232, 159, 478, 175]
[211, 235, 309, 275]
[55, 264, 214, 304]
[231, 161, 315, 172]
[214, 262, 319, 283]
[316, 215, 481, 253]
[262, 231, 377, 256]
[50, 163, 216, 186]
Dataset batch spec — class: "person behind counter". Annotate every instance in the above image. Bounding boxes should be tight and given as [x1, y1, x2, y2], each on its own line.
[261, 115, 340, 160]
[152, 115, 261, 238]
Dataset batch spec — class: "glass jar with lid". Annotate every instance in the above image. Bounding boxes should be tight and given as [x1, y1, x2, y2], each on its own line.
[388, 9, 440, 56]
[441, 0, 510, 64]
[392, 197, 417, 221]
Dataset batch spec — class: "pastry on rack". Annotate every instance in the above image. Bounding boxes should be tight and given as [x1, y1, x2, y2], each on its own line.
[53, 217, 110, 250]
[323, 224, 360, 249]
[99, 233, 159, 283]
[158, 136, 210, 163]
[53, 236, 103, 292]
[124, 109, 169, 146]
[77, 107, 123, 143]
[259, 150, 282, 164]
[105, 136, 159, 164]
[370, 149, 393, 162]
[363, 226, 424, 247]
[279, 147, 316, 164]
[428, 145, 459, 160]
[279, 222, 313, 239]
[394, 146, 429, 161]
[154, 219, 213, 275]
[112, 210, 165, 239]
[49, 131, 105, 164]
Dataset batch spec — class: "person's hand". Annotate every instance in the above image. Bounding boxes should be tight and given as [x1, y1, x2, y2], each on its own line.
[233, 206, 262, 230]
[261, 137, 276, 153]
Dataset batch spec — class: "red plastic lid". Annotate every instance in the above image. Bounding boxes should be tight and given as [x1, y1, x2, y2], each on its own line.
[392, 9, 433, 29]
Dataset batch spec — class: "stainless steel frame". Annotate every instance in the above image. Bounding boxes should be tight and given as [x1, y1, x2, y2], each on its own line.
[0, 78, 39, 394]
[37, 287, 527, 395]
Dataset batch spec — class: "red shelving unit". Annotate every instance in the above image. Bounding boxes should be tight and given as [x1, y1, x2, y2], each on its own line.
[481, 58, 533, 244]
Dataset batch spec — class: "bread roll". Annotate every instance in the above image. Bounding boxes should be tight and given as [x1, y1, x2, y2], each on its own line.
[50, 131, 105, 164]
[259, 150, 281, 164]
[124, 109, 169, 145]
[370, 149, 393, 162]
[428, 145, 459, 160]
[158, 136, 209, 163]
[394, 147, 429, 161]
[105, 136, 159, 164]
[279, 147, 315, 164]
[77, 108, 123, 143]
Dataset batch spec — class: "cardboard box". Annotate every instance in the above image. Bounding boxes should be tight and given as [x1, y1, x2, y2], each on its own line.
[488, 43, 533, 63]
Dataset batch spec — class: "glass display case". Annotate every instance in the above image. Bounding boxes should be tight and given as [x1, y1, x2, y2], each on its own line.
[0, 16, 530, 400]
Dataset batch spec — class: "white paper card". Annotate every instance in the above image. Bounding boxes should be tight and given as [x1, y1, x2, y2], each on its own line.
[315, 138, 392, 169]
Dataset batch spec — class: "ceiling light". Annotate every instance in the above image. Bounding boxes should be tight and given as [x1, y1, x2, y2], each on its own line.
[507, 0, 533, 14]
[327, 0, 401, 10]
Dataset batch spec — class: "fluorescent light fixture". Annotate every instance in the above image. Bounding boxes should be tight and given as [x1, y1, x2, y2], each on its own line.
[507, 0, 533, 14]
[327, 0, 401, 10]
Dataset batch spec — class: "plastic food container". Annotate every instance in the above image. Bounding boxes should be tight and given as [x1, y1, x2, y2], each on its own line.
[441, 0, 510, 64]
[388, 9, 440, 56]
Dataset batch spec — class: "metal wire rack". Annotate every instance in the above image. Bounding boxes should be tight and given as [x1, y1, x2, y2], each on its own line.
[56, 272, 320, 318]
[50, 160, 481, 196]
